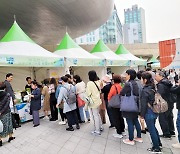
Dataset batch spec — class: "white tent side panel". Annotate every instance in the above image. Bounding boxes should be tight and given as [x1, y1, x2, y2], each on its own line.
[73, 66, 107, 84]
[110, 66, 130, 75]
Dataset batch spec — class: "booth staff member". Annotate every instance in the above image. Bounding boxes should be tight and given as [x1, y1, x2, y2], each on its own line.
[30, 81, 41, 127]
[25, 77, 33, 93]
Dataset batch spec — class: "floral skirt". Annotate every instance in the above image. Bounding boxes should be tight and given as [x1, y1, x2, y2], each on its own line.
[0, 112, 13, 138]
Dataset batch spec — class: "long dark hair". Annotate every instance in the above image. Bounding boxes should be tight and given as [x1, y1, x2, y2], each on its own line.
[49, 78, 57, 88]
[88, 70, 98, 81]
[126, 69, 136, 80]
[141, 72, 155, 88]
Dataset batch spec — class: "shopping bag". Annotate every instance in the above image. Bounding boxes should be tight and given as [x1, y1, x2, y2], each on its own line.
[77, 96, 85, 108]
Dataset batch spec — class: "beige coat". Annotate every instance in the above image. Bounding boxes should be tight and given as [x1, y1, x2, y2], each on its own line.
[42, 86, 50, 111]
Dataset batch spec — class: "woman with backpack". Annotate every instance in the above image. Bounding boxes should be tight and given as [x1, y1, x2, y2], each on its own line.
[86, 70, 102, 135]
[108, 75, 125, 139]
[120, 69, 142, 145]
[56, 76, 80, 131]
[140, 72, 162, 153]
[73, 75, 90, 123]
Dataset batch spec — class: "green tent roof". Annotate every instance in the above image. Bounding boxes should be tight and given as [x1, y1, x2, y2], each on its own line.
[149, 56, 159, 63]
[91, 40, 111, 53]
[0, 21, 34, 43]
[115, 44, 130, 55]
[56, 33, 80, 50]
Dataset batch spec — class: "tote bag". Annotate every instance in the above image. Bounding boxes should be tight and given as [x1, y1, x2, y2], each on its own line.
[0, 120, 3, 133]
[108, 85, 121, 108]
[120, 82, 139, 112]
[77, 95, 85, 108]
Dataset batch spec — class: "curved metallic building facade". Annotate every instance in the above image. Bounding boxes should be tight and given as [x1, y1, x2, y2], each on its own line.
[0, 0, 114, 45]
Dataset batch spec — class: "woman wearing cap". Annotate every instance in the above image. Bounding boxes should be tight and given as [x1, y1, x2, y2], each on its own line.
[101, 74, 114, 128]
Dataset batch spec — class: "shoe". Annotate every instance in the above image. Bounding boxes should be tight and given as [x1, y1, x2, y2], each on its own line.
[50, 118, 56, 121]
[0, 140, 2, 146]
[66, 127, 74, 131]
[33, 124, 39, 127]
[122, 132, 126, 136]
[172, 143, 180, 149]
[145, 128, 149, 132]
[91, 131, 101, 135]
[170, 132, 176, 137]
[141, 130, 146, 134]
[81, 121, 85, 123]
[8, 137, 16, 142]
[159, 134, 171, 139]
[43, 116, 49, 120]
[100, 127, 104, 132]
[109, 125, 115, 128]
[123, 139, 135, 145]
[134, 137, 143, 143]
[147, 148, 162, 153]
[113, 134, 123, 139]
[76, 125, 80, 129]
[58, 121, 66, 125]
[88, 119, 90, 122]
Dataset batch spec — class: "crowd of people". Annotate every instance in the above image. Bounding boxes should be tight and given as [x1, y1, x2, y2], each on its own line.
[0, 68, 180, 153]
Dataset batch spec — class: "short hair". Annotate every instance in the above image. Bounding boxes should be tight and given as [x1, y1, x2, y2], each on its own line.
[65, 74, 71, 79]
[137, 70, 145, 80]
[156, 71, 165, 77]
[88, 70, 98, 81]
[26, 77, 31, 81]
[113, 75, 121, 83]
[31, 81, 38, 86]
[61, 76, 68, 83]
[73, 75, 82, 83]
[126, 69, 137, 80]
[146, 68, 151, 71]
[6, 73, 13, 78]
[0, 82, 6, 90]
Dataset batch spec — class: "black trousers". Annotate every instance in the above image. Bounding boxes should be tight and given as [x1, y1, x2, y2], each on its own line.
[66, 110, 79, 128]
[111, 108, 125, 134]
[59, 108, 66, 121]
[50, 93, 58, 120]
[159, 108, 175, 136]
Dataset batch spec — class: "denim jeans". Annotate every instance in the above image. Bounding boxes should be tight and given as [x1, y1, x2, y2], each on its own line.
[126, 118, 141, 141]
[145, 109, 161, 150]
[79, 106, 90, 121]
[177, 110, 180, 142]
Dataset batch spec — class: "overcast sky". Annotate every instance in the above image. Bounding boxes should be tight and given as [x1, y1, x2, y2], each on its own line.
[115, 0, 180, 43]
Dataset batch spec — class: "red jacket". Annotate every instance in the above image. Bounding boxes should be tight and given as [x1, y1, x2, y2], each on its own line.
[108, 83, 122, 101]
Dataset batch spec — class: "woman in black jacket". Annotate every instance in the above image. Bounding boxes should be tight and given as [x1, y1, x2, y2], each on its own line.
[0, 82, 15, 146]
[30, 81, 41, 127]
[140, 72, 162, 153]
[120, 69, 142, 145]
[171, 80, 180, 149]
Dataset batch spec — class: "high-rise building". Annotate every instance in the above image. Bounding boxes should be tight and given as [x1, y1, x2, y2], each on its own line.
[123, 5, 146, 44]
[75, 6, 123, 44]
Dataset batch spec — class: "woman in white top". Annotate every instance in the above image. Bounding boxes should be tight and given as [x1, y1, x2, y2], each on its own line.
[73, 75, 90, 123]
[86, 71, 102, 135]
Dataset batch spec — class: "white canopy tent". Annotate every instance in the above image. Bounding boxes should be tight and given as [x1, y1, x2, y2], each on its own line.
[91, 40, 130, 75]
[54, 33, 106, 83]
[0, 21, 64, 90]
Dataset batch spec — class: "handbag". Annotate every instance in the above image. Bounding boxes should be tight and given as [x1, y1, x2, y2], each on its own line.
[77, 95, 85, 108]
[120, 82, 139, 112]
[0, 120, 3, 133]
[108, 85, 121, 108]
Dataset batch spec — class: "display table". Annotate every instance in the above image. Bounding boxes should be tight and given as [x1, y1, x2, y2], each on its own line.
[15, 102, 44, 123]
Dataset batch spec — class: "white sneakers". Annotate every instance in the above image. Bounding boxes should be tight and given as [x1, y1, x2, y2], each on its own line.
[172, 143, 180, 149]
[58, 121, 66, 125]
[43, 116, 49, 120]
[113, 134, 123, 139]
[134, 137, 143, 143]
[123, 139, 135, 145]
[91, 131, 101, 135]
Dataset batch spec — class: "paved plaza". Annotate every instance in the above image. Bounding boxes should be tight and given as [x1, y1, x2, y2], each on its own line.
[0, 111, 180, 154]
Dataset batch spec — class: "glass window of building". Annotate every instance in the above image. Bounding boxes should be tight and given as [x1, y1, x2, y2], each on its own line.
[93, 37, 95, 41]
